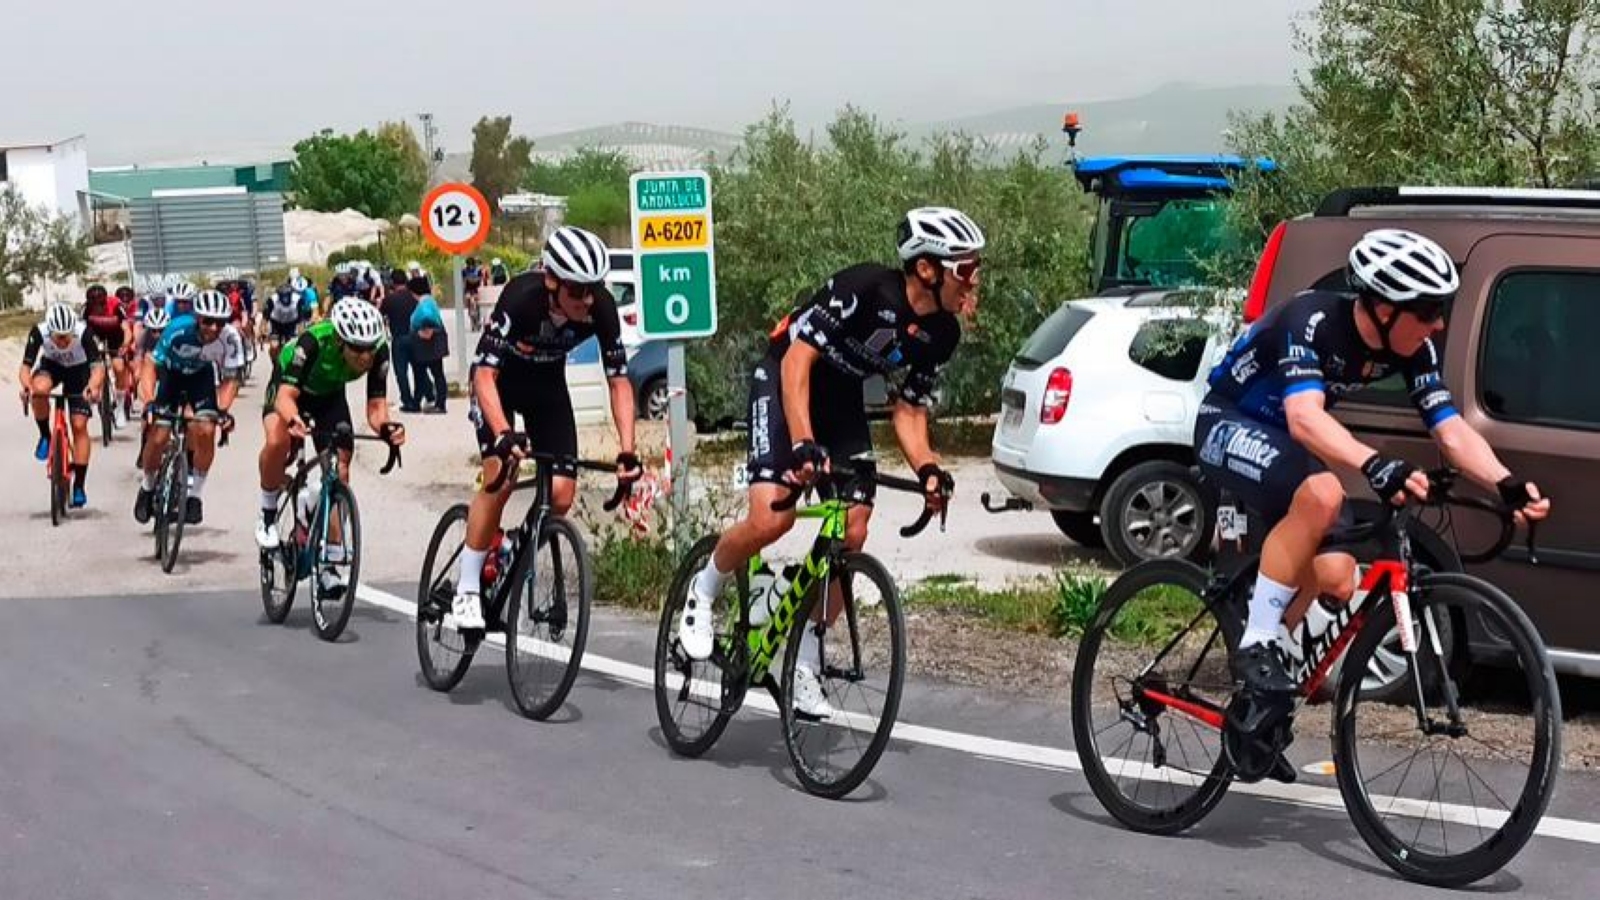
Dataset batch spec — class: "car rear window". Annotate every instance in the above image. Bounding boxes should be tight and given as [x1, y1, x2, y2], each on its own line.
[1015, 304, 1093, 370]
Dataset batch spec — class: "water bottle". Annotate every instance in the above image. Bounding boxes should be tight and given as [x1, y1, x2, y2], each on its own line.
[482, 530, 509, 588]
[749, 563, 797, 627]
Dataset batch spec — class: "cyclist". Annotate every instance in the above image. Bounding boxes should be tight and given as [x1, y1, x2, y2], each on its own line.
[292, 274, 321, 320]
[1196, 228, 1550, 743]
[328, 262, 361, 305]
[264, 279, 315, 359]
[18, 303, 106, 508]
[462, 255, 485, 328]
[355, 261, 383, 303]
[489, 257, 510, 286]
[254, 298, 404, 595]
[677, 208, 979, 715]
[135, 290, 241, 526]
[448, 226, 641, 635]
[164, 281, 199, 319]
[80, 284, 134, 425]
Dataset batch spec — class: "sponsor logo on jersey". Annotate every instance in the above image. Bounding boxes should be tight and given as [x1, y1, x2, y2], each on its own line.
[1229, 348, 1259, 383]
[1305, 310, 1326, 341]
[828, 292, 860, 319]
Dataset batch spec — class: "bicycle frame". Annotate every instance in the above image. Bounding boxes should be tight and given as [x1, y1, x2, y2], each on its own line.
[741, 500, 848, 679]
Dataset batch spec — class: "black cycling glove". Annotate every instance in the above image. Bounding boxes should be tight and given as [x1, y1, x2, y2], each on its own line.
[1361, 454, 1416, 502]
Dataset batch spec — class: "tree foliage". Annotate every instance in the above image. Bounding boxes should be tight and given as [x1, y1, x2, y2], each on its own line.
[377, 120, 428, 212]
[469, 116, 535, 208]
[527, 148, 634, 229]
[0, 185, 90, 309]
[289, 129, 414, 220]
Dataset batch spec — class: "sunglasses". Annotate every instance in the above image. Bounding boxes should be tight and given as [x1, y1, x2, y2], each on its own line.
[940, 257, 982, 283]
[342, 343, 377, 357]
[559, 281, 594, 300]
[1407, 302, 1449, 324]
[198, 319, 225, 329]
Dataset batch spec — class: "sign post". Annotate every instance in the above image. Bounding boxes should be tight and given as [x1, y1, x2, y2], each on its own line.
[421, 182, 492, 389]
[629, 171, 717, 549]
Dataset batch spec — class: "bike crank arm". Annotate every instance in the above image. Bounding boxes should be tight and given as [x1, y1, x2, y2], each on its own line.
[1133, 684, 1226, 730]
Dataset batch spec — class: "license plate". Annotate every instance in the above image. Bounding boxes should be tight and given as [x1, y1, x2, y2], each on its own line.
[1002, 407, 1023, 432]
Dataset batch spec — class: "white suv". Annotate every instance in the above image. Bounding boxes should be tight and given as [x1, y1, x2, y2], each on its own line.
[990, 291, 1234, 566]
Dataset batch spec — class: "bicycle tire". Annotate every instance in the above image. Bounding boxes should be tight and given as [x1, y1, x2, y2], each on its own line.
[780, 552, 906, 800]
[1334, 572, 1561, 888]
[654, 535, 746, 758]
[98, 386, 114, 447]
[157, 445, 188, 573]
[505, 517, 591, 720]
[48, 434, 66, 528]
[1071, 559, 1237, 835]
[259, 483, 300, 624]
[310, 481, 360, 642]
[416, 504, 476, 692]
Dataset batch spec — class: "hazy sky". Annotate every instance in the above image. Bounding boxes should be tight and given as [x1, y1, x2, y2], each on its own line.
[4, 0, 1316, 164]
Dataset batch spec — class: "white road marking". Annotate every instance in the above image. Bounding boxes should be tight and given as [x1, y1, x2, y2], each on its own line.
[358, 584, 1600, 846]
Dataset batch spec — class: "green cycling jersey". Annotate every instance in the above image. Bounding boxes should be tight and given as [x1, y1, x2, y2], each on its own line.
[272, 319, 390, 400]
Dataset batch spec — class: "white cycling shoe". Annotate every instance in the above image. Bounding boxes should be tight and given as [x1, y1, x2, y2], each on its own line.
[677, 587, 716, 661]
[255, 519, 280, 551]
[317, 566, 347, 597]
[791, 665, 835, 720]
[452, 591, 486, 632]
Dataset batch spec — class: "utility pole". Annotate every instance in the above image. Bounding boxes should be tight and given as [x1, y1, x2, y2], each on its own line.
[418, 113, 440, 185]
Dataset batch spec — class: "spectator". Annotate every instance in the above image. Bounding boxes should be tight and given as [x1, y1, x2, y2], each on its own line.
[382, 269, 420, 412]
[410, 280, 450, 414]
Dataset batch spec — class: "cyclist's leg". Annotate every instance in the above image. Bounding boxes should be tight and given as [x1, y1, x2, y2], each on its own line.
[64, 366, 93, 495]
[454, 387, 526, 625]
[182, 371, 221, 514]
[27, 368, 55, 451]
[528, 379, 579, 515]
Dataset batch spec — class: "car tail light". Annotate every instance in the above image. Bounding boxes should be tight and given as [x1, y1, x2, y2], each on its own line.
[1040, 367, 1072, 424]
[623, 310, 638, 327]
[1243, 220, 1287, 324]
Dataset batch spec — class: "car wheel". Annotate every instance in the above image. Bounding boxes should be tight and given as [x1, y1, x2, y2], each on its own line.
[1050, 510, 1105, 549]
[639, 378, 670, 421]
[1099, 461, 1213, 567]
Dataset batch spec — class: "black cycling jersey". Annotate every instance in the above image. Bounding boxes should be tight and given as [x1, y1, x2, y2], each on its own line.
[1207, 290, 1458, 430]
[473, 271, 627, 380]
[767, 263, 958, 408]
[23, 323, 103, 371]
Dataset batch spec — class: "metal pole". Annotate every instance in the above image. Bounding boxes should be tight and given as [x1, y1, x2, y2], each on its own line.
[667, 341, 690, 551]
[452, 255, 467, 387]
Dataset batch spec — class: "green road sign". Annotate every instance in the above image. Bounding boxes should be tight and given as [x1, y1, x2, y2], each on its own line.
[629, 170, 716, 339]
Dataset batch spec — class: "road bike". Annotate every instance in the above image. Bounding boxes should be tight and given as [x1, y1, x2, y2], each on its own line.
[35, 391, 81, 527]
[1070, 468, 1560, 887]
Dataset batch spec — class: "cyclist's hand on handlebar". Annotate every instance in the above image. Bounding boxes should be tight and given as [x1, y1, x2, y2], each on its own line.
[1498, 476, 1550, 527]
[615, 451, 643, 485]
[786, 440, 829, 487]
[916, 462, 955, 513]
[1363, 454, 1428, 506]
[379, 421, 407, 447]
[286, 416, 310, 440]
[491, 430, 528, 462]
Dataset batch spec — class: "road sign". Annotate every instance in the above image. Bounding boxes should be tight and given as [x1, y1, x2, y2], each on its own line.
[629, 171, 716, 340]
[421, 183, 491, 254]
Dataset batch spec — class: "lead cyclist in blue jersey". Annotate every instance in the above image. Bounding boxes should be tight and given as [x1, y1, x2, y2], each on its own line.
[1196, 228, 1550, 743]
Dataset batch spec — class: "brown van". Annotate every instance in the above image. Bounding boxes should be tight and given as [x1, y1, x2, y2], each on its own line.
[1244, 186, 1600, 679]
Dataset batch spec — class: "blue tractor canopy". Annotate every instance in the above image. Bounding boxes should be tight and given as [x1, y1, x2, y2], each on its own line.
[1072, 155, 1277, 294]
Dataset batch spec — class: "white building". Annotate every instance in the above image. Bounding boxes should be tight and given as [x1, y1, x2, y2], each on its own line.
[0, 135, 91, 233]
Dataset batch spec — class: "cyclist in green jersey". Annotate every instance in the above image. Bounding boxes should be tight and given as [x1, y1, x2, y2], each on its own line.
[255, 300, 405, 593]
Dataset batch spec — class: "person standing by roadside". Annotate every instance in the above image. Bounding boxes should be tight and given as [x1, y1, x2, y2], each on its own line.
[410, 277, 450, 414]
[381, 269, 421, 412]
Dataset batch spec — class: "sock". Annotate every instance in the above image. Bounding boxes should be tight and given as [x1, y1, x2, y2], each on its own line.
[1242, 574, 1297, 648]
[692, 562, 730, 601]
[35, 417, 49, 440]
[261, 489, 281, 521]
[141, 470, 156, 491]
[798, 623, 823, 672]
[72, 464, 87, 491]
[189, 471, 207, 499]
[457, 547, 489, 596]
[325, 542, 346, 564]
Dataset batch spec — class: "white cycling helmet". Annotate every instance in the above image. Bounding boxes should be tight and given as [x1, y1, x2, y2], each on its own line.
[896, 207, 986, 261]
[491, 257, 503, 267]
[330, 297, 385, 347]
[45, 302, 78, 335]
[406, 259, 423, 274]
[541, 226, 610, 284]
[144, 307, 170, 329]
[1347, 228, 1459, 303]
[168, 281, 197, 301]
[289, 267, 302, 280]
[334, 261, 351, 275]
[290, 275, 310, 292]
[193, 289, 231, 320]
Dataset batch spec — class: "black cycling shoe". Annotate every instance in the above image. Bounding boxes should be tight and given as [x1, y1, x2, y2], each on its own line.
[134, 487, 153, 524]
[1232, 642, 1297, 695]
[1267, 751, 1298, 785]
[185, 497, 203, 525]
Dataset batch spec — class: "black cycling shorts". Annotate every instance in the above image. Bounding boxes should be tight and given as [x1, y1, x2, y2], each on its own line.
[263, 383, 353, 453]
[745, 353, 875, 504]
[470, 367, 578, 478]
[33, 361, 92, 417]
[269, 319, 301, 341]
[1194, 397, 1350, 528]
[90, 327, 124, 353]
[152, 367, 219, 419]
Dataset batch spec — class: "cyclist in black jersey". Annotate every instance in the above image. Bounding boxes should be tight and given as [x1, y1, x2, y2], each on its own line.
[1198, 228, 1549, 753]
[679, 207, 984, 717]
[448, 226, 643, 634]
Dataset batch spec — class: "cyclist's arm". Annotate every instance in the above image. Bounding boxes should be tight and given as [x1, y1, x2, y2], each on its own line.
[1432, 417, 1512, 491]
[890, 399, 937, 472]
[138, 359, 158, 405]
[597, 301, 635, 456]
[607, 375, 636, 455]
[273, 382, 303, 424]
[779, 340, 820, 444]
[275, 331, 322, 422]
[217, 375, 240, 411]
[472, 366, 511, 436]
[19, 328, 42, 386]
[84, 335, 106, 399]
[1283, 390, 1379, 473]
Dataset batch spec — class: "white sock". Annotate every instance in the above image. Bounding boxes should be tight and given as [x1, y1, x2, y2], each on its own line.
[189, 472, 207, 499]
[1242, 574, 1297, 648]
[325, 543, 346, 564]
[798, 623, 822, 672]
[260, 489, 281, 518]
[141, 471, 156, 491]
[692, 562, 730, 601]
[457, 547, 488, 595]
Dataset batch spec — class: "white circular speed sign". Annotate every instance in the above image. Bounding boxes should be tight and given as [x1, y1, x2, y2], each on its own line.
[420, 183, 492, 254]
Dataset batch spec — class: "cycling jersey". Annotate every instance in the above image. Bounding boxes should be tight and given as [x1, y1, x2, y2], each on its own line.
[328, 278, 362, 301]
[151, 314, 242, 378]
[766, 263, 959, 408]
[273, 319, 389, 399]
[267, 288, 313, 325]
[82, 297, 125, 337]
[138, 327, 165, 355]
[473, 272, 627, 379]
[1207, 290, 1458, 429]
[165, 298, 194, 320]
[463, 265, 484, 289]
[489, 264, 510, 286]
[24, 322, 103, 371]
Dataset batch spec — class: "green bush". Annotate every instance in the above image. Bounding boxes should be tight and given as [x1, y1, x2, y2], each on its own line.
[1049, 572, 1109, 638]
[591, 523, 678, 611]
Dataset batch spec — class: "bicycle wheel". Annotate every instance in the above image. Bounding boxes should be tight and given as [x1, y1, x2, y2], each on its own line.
[416, 504, 476, 691]
[1334, 572, 1560, 887]
[48, 434, 66, 528]
[1071, 559, 1237, 834]
[780, 552, 906, 799]
[258, 487, 300, 624]
[506, 517, 592, 720]
[98, 387, 114, 447]
[309, 481, 360, 642]
[156, 446, 188, 574]
[654, 535, 748, 758]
